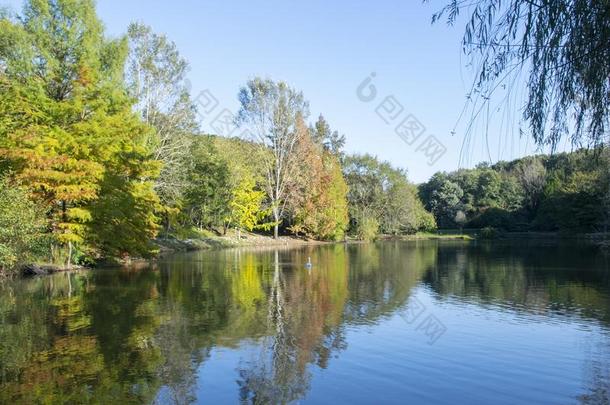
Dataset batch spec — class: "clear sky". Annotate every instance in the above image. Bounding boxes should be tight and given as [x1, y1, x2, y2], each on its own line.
[3, 0, 563, 183]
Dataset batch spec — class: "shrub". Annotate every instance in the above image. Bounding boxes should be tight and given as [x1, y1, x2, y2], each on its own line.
[0, 179, 46, 272]
[480, 227, 499, 239]
[467, 207, 514, 230]
[355, 216, 379, 241]
[417, 210, 437, 232]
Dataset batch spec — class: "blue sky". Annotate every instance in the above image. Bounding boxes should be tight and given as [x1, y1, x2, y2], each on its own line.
[3, 0, 562, 182]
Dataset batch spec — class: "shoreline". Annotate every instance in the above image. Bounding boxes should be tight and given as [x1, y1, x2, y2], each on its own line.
[6, 230, 609, 279]
[3, 233, 335, 279]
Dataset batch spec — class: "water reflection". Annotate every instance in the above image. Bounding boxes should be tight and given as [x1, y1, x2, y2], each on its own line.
[0, 241, 608, 404]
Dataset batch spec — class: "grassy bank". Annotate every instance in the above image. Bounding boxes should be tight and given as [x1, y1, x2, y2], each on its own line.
[155, 229, 331, 255]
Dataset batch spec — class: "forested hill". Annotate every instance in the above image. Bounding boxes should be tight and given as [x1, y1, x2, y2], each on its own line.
[418, 149, 610, 233]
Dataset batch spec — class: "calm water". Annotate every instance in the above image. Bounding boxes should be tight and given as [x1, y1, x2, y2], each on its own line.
[1, 241, 609, 404]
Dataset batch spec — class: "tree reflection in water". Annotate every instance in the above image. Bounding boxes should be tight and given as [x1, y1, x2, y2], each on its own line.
[0, 241, 609, 404]
[238, 250, 310, 404]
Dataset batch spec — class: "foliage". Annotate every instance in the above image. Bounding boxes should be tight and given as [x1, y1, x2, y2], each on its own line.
[430, 0, 610, 148]
[316, 156, 350, 240]
[354, 216, 379, 242]
[0, 179, 46, 271]
[126, 23, 197, 208]
[288, 117, 349, 241]
[343, 154, 435, 239]
[311, 114, 346, 156]
[0, 0, 160, 261]
[419, 173, 464, 228]
[416, 209, 437, 232]
[236, 77, 309, 238]
[419, 149, 610, 233]
[89, 167, 162, 259]
[514, 157, 546, 215]
[454, 210, 467, 229]
[479, 227, 499, 239]
[182, 136, 231, 231]
[228, 177, 270, 237]
[468, 208, 515, 231]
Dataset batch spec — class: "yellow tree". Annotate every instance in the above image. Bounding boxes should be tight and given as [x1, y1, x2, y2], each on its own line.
[228, 177, 270, 239]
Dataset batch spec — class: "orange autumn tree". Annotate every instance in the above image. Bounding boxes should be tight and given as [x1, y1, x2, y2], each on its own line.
[288, 116, 348, 241]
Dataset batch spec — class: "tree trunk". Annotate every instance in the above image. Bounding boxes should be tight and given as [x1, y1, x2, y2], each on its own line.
[164, 213, 170, 237]
[273, 209, 280, 239]
[67, 241, 72, 269]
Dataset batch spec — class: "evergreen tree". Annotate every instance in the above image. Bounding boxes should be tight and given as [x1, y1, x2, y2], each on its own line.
[0, 0, 160, 261]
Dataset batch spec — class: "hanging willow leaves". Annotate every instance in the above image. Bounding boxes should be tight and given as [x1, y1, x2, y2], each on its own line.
[429, 0, 610, 149]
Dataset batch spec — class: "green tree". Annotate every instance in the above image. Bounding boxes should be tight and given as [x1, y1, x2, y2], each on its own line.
[0, 178, 46, 272]
[476, 169, 502, 209]
[419, 148, 608, 232]
[312, 114, 345, 156]
[420, 173, 464, 228]
[515, 157, 546, 216]
[126, 23, 197, 211]
[182, 136, 231, 231]
[344, 154, 434, 238]
[318, 155, 350, 240]
[0, 0, 161, 262]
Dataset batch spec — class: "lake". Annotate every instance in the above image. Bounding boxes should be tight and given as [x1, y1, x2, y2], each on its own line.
[0, 241, 609, 404]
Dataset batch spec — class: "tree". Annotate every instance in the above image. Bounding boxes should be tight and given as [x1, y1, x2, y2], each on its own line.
[236, 78, 310, 239]
[0, 0, 161, 262]
[343, 154, 385, 235]
[454, 210, 467, 232]
[289, 118, 349, 241]
[430, 0, 610, 148]
[515, 157, 546, 215]
[420, 148, 608, 232]
[228, 177, 269, 239]
[452, 169, 479, 215]
[89, 152, 162, 259]
[317, 156, 349, 240]
[312, 114, 345, 156]
[343, 154, 434, 238]
[475, 169, 502, 209]
[182, 136, 231, 231]
[126, 23, 197, 209]
[0, 79, 103, 262]
[420, 173, 464, 228]
[380, 169, 428, 234]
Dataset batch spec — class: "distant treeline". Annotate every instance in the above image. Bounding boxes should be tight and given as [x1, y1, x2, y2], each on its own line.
[419, 149, 610, 233]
